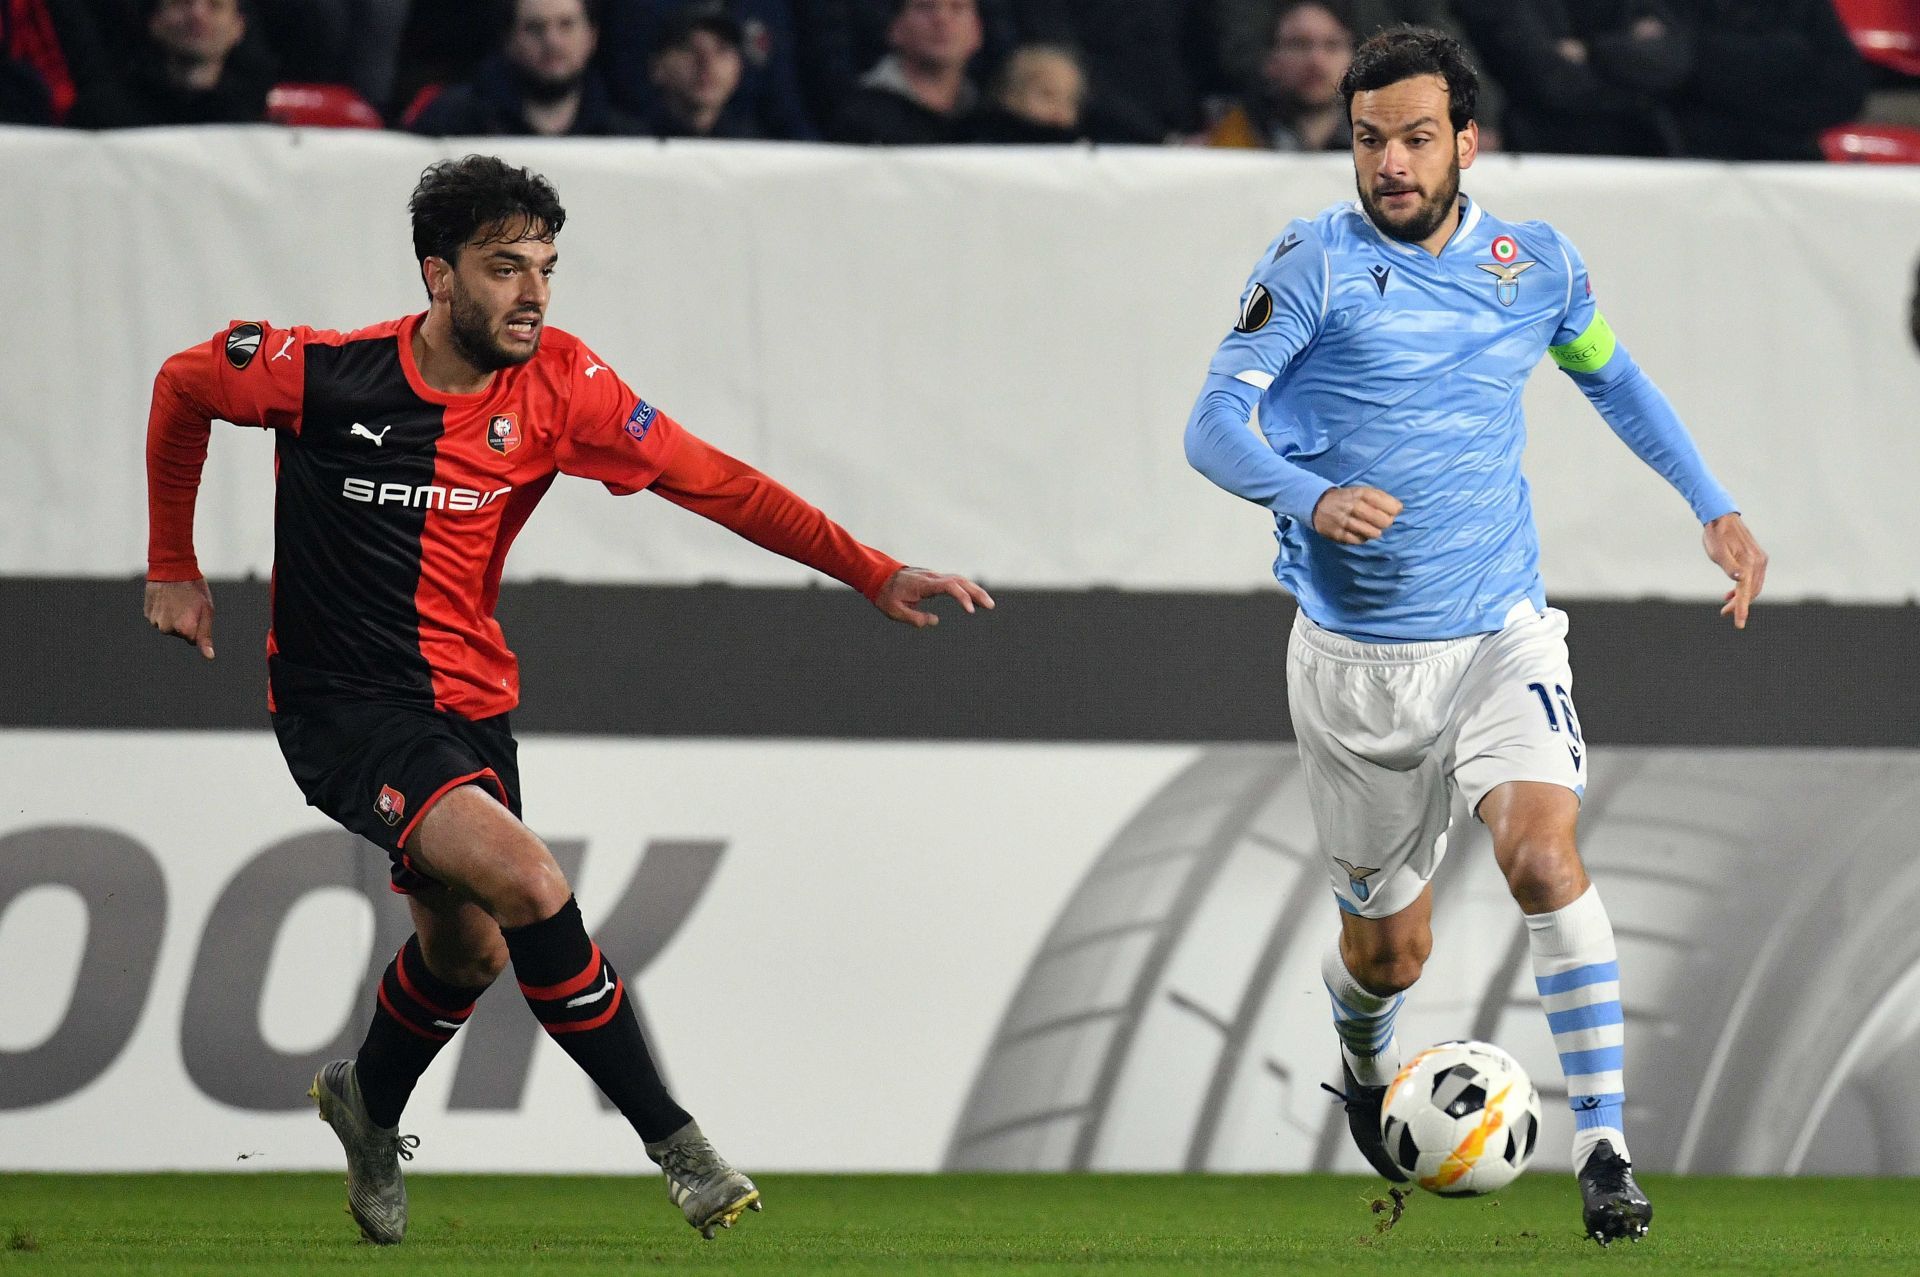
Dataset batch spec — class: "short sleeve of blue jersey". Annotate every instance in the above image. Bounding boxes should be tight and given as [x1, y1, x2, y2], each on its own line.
[1207, 220, 1329, 388]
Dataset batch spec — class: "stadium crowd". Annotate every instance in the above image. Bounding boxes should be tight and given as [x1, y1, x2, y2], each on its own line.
[0, 0, 1906, 161]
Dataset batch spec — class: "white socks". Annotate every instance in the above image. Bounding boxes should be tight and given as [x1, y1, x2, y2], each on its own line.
[1527, 884, 1630, 1171]
[1323, 940, 1405, 1089]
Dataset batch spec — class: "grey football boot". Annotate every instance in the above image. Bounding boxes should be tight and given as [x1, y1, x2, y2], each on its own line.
[645, 1121, 763, 1239]
[308, 1060, 419, 1245]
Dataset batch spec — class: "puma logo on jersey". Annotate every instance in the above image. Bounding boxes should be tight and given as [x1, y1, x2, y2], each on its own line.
[565, 968, 617, 1009]
[584, 360, 608, 378]
[341, 477, 511, 510]
[350, 423, 393, 446]
[272, 334, 296, 361]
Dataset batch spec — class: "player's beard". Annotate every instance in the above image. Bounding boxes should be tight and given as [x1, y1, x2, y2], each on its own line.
[1358, 152, 1462, 245]
[449, 285, 540, 372]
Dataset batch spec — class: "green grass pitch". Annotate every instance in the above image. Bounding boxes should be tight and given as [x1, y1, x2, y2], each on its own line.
[1, 1173, 1914, 1275]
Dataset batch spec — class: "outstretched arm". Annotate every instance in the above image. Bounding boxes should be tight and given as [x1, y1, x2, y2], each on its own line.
[1554, 318, 1768, 626]
[556, 342, 992, 629]
[649, 432, 993, 628]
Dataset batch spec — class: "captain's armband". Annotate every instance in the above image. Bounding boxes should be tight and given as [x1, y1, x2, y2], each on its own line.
[1549, 312, 1617, 374]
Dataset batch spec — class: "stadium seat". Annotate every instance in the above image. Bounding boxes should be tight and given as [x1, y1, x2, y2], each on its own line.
[399, 84, 444, 131]
[1820, 122, 1920, 161]
[1832, 0, 1920, 76]
[265, 83, 383, 130]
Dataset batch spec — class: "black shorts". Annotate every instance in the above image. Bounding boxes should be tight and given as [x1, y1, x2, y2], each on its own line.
[272, 699, 522, 893]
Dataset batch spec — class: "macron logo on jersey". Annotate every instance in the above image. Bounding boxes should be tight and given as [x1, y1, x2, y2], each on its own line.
[342, 477, 511, 511]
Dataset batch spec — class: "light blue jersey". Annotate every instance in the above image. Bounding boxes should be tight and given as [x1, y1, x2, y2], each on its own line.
[1185, 195, 1736, 642]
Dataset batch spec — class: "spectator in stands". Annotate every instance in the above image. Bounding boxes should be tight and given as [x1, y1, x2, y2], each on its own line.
[1206, 0, 1353, 151]
[68, 0, 273, 127]
[794, 0, 1013, 133]
[1666, 0, 1867, 160]
[409, 0, 645, 137]
[830, 0, 981, 144]
[1214, 1, 1506, 144]
[968, 41, 1086, 142]
[598, 0, 814, 140]
[1453, 0, 1689, 156]
[643, 3, 754, 137]
[1016, 0, 1212, 142]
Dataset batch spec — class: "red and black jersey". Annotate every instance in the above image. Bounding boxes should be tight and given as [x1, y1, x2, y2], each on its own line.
[148, 313, 903, 718]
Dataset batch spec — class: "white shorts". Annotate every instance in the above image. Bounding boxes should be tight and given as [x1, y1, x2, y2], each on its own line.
[1287, 603, 1586, 920]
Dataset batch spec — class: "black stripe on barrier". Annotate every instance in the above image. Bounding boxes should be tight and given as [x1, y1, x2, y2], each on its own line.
[9, 578, 1916, 745]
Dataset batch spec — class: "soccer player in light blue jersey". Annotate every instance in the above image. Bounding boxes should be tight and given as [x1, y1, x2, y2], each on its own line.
[1184, 27, 1768, 1245]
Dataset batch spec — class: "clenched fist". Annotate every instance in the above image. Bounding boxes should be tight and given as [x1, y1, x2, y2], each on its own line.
[1312, 486, 1403, 545]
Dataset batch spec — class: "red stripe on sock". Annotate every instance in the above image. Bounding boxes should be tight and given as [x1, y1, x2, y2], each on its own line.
[541, 978, 625, 1035]
[518, 943, 604, 1000]
[394, 945, 473, 1023]
[377, 982, 454, 1043]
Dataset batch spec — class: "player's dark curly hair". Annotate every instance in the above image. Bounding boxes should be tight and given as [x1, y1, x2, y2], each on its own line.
[408, 155, 567, 295]
[1339, 25, 1478, 133]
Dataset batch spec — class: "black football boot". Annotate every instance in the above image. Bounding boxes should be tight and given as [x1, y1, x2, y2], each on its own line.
[1320, 1057, 1409, 1183]
[1578, 1139, 1653, 1245]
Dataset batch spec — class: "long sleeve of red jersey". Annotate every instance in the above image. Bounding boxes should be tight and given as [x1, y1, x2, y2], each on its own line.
[146, 321, 308, 581]
[650, 433, 904, 601]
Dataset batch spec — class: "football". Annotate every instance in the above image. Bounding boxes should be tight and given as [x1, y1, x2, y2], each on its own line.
[1379, 1040, 1543, 1195]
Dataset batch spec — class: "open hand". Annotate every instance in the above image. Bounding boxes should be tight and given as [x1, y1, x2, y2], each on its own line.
[145, 577, 216, 659]
[874, 568, 994, 629]
[1312, 486, 1403, 545]
[1703, 513, 1767, 629]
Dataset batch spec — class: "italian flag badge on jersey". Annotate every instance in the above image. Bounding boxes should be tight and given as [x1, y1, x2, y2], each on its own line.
[1491, 235, 1519, 264]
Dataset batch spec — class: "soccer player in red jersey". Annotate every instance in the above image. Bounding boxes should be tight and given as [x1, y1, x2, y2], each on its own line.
[142, 154, 992, 1244]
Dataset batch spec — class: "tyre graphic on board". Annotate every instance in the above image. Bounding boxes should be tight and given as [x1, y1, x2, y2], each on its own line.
[944, 747, 1920, 1174]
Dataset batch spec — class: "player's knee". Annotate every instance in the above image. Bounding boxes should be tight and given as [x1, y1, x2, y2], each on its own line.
[485, 839, 573, 929]
[1500, 836, 1584, 914]
[1349, 940, 1429, 996]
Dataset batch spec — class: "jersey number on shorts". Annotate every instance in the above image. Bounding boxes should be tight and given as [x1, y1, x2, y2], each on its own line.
[1527, 682, 1584, 768]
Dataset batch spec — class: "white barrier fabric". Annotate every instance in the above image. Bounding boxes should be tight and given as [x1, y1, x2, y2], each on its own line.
[0, 731, 1194, 1173]
[4, 128, 1920, 600]
[8, 733, 1920, 1176]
